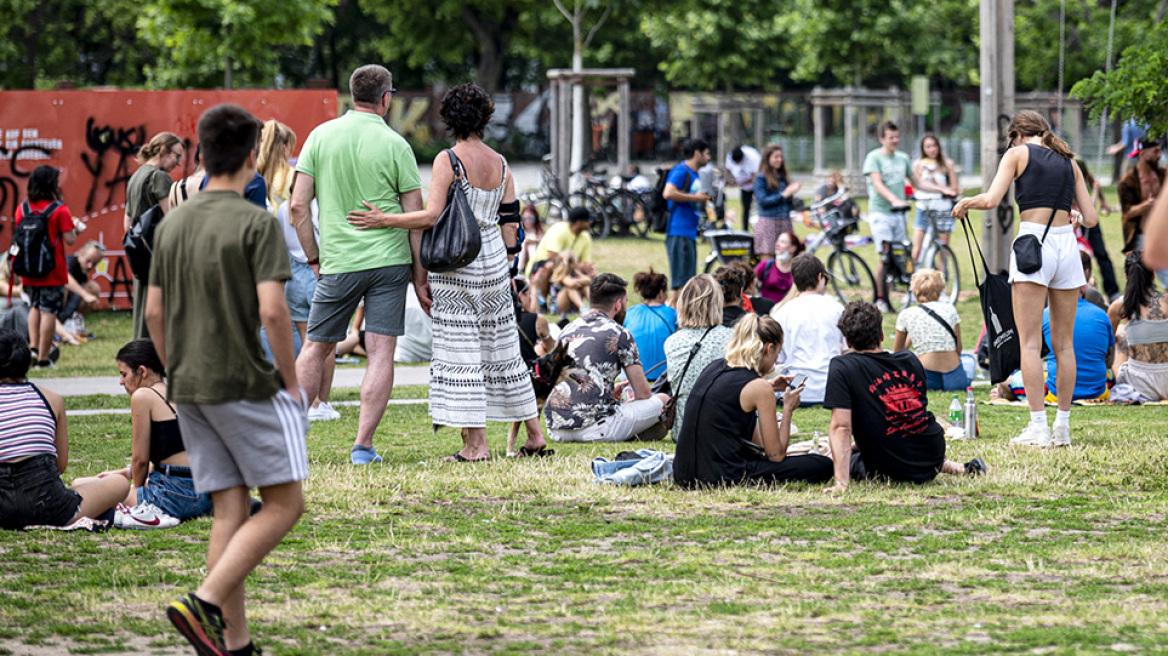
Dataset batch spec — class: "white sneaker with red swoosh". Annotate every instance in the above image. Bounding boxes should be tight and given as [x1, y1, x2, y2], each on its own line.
[115, 503, 180, 530]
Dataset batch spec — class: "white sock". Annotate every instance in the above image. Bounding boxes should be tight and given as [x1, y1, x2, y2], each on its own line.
[1030, 410, 1047, 428]
[1053, 409, 1070, 428]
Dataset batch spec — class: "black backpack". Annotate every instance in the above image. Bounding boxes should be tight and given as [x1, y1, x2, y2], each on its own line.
[123, 203, 165, 283]
[649, 166, 690, 234]
[10, 201, 63, 279]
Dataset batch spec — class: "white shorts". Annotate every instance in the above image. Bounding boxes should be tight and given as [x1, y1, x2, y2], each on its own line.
[868, 211, 908, 252]
[1008, 223, 1086, 290]
[548, 397, 664, 443]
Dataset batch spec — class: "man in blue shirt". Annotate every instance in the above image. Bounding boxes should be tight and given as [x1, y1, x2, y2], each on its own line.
[1043, 297, 1115, 401]
[662, 138, 711, 303]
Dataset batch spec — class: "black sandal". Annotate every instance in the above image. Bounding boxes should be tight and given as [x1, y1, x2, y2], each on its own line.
[515, 446, 555, 458]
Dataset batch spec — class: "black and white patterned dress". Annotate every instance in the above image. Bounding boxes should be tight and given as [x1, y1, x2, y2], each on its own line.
[428, 157, 538, 427]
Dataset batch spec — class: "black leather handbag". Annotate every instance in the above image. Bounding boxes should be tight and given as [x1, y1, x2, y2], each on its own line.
[1011, 158, 1071, 274]
[420, 150, 481, 273]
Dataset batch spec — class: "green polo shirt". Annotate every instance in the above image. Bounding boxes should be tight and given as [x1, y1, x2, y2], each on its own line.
[296, 110, 422, 275]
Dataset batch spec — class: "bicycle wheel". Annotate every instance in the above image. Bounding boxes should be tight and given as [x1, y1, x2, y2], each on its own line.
[532, 195, 566, 226]
[569, 192, 611, 241]
[929, 244, 961, 303]
[826, 250, 876, 305]
[608, 190, 650, 238]
[885, 264, 913, 312]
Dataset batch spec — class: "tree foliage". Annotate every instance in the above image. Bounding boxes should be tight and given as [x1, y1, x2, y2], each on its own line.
[136, 0, 335, 88]
[1071, 19, 1168, 138]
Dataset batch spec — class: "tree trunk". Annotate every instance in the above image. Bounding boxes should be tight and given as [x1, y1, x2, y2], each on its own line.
[224, 25, 233, 89]
[569, 19, 585, 187]
[462, 5, 516, 94]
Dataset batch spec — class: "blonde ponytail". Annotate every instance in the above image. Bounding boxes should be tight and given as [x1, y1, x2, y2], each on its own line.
[724, 314, 784, 373]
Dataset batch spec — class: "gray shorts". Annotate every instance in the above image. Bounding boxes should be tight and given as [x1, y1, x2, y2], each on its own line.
[307, 265, 410, 342]
[26, 286, 65, 316]
[177, 389, 310, 494]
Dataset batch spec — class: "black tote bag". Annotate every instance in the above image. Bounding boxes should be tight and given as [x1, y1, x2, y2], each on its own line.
[420, 150, 481, 273]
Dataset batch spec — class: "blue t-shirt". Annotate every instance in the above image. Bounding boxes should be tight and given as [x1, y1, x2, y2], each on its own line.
[200, 172, 269, 210]
[666, 162, 701, 239]
[623, 303, 677, 380]
[1043, 298, 1114, 399]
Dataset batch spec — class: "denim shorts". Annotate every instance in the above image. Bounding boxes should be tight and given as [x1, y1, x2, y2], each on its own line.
[26, 286, 65, 316]
[284, 258, 317, 324]
[0, 453, 81, 530]
[665, 236, 697, 290]
[308, 264, 409, 342]
[925, 361, 972, 391]
[136, 466, 213, 520]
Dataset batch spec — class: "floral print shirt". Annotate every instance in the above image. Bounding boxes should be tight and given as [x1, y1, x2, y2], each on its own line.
[547, 311, 641, 430]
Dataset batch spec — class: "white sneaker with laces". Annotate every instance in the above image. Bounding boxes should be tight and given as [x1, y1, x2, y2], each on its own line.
[1051, 423, 1071, 447]
[308, 402, 341, 421]
[1011, 424, 1052, 447]
[116, 503, 180, 529]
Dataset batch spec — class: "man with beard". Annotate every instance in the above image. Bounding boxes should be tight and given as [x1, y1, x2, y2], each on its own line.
[545, 274, 670, 443]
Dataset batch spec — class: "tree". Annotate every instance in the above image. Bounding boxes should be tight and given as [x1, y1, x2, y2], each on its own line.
[137, 0, 335, 89]
[1072, 19, 1168, 138]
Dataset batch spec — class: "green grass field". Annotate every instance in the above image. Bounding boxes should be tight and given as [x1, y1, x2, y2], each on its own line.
[4, 191, 1165, 655]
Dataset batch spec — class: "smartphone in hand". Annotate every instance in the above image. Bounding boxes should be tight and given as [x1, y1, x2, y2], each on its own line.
[790, 373, 808, 390]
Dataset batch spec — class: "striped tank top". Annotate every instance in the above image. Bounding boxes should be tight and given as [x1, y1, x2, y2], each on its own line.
[0, 383, 57, 461]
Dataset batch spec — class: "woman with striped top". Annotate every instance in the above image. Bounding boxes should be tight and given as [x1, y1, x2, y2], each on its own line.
[0, 329, 128, 529]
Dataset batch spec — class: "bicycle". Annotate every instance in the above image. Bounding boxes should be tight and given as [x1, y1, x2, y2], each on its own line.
[521, 156, 612, 240]
[880, 204, 961, 310]
[804, 188, 877, 305]
[603, 175, 651, 238]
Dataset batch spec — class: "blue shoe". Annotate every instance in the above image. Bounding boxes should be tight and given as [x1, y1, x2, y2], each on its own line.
[351, 445, 383, 465]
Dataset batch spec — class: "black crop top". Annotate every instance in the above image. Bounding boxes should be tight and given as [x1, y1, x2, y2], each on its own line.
[1014, 144, 1074, 213]
[146, 388, 185, 468]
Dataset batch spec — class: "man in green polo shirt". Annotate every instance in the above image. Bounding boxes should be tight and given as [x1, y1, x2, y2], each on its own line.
[290, 64, 423, 465]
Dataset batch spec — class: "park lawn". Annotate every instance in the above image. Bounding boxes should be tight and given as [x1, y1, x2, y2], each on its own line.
[5, 192, 1155, 654]
[3, 393, 1168, 655]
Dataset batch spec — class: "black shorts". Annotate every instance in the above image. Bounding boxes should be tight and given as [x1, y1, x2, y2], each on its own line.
[0, 454, 81, 530]
[26, 286, 65, 316]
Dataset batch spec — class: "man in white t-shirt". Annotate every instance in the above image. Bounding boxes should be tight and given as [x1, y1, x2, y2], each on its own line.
[725, 145, 761, 231]
[771, 254, 847, 404]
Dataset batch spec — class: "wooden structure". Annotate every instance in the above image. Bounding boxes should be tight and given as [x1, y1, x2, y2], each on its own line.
[547, 68, 635, 192]
[688, 97, 766, 160]
[810, 87, 942, 192]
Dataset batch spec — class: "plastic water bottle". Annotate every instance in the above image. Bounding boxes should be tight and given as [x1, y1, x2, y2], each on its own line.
[948, 395, 962, 427]
[963, 387, 978, 438]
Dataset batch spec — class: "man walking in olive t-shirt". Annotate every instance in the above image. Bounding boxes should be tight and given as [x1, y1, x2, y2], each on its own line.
[147, 104, 307, 656]
[290, 64, 423, 465]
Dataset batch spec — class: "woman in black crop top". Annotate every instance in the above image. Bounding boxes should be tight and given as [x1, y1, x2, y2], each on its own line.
[75, 340, 211, 526]
[952, 110, 1098, 448]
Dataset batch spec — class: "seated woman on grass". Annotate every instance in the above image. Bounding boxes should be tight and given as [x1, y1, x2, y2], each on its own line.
[0, 329, 128, 530]
[550, 250, 592, 317]
[673, 314, 834, 488]
[1114, 252, 1168, 401]
[892, 269, 971, 391]
[73, 339, 211, 528]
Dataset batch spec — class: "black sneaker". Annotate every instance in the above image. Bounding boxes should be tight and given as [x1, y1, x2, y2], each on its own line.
[48, 345, 60, 363]
[964, 457, 988, 476]
[167, 593, 227, 656]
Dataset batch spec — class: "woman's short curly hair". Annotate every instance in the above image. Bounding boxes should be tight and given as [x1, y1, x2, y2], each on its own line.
[440, 83, 494, 141]
[909, 268, 946, 303]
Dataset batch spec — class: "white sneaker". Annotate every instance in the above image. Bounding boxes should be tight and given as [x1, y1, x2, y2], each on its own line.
[1051, 423, 1071, 447]
[308, 402, 341, 421]
[1011, 424, 1052, 447]
[115, 503, 180, 529]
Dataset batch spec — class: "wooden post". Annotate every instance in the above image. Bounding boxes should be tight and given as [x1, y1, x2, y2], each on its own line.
[814, 103, 825, 175]
[981, 0, 1015, 273]
[617, 78, 630, 175]
[559, 77, 572, 194]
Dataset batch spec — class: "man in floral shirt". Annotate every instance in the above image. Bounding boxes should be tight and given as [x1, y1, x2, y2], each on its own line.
[546, 274, 671, 442]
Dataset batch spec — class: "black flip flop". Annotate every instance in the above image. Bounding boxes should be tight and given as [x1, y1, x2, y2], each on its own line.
[515, 446, 555, 458]
[446, 452, 490, 463]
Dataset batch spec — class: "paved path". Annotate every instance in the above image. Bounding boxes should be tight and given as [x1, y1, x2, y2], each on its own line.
[31, 365, 431, 397]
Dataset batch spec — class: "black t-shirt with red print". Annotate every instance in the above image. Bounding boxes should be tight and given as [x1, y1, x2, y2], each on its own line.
[823, 350, 946, 483]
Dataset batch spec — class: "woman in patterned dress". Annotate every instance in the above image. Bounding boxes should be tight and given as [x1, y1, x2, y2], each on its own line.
[377, 83, 550, 461]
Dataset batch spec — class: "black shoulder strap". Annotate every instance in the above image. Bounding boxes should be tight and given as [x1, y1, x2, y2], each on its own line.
[918, 304, 958, 345]
[147, 385, 179, 417]
[675, 325, 716, 390]
[446, 149, 464, 182]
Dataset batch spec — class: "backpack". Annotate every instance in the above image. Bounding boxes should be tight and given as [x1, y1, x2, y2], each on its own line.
[649, 166, 691, 234]
[122, 203, 165, 284]
[9, 201, 63, 279]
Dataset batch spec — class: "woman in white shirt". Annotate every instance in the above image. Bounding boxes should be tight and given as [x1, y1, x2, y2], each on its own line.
[893, 269, 970, 390]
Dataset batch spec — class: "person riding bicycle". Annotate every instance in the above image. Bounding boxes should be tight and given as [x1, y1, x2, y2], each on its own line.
[911, 134, 960, 262]
[863, 121, 920, 313]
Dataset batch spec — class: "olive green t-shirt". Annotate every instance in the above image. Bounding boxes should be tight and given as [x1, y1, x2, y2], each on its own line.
[149, 190, 291, 404]
[126, 164, 173, 225]
[295, 111, 421, 275]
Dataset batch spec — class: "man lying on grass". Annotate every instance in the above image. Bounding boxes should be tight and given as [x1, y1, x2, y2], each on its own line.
[822, 301, 987, 494]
